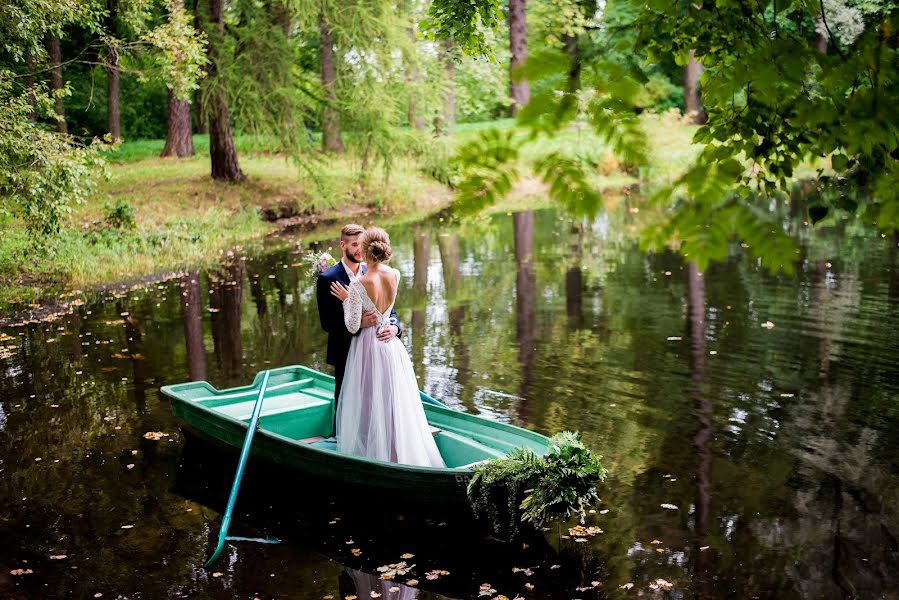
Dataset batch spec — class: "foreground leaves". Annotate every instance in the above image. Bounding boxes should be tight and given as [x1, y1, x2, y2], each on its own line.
[467, 431, 607, 538]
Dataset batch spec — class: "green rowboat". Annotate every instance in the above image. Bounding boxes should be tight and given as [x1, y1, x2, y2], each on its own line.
[161, 365, 550, 504]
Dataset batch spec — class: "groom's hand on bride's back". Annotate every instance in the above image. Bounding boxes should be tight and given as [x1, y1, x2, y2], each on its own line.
[360, 311, 379, 329]
[376, 324, 398, 342]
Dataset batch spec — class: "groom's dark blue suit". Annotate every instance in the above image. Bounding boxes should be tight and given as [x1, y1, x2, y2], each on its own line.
[316, 261, 401, 421]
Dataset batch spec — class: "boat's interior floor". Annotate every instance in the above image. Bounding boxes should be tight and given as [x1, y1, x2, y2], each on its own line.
[190, 375, 515, 468]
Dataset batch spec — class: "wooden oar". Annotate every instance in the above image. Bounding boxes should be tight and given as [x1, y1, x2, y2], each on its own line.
[204, 369, 271, 568]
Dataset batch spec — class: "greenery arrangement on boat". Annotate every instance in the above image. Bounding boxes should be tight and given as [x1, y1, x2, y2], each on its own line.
[467, 431, 607, 539]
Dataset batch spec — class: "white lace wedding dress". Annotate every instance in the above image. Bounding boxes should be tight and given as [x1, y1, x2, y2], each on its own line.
[336, 268, 446, 468]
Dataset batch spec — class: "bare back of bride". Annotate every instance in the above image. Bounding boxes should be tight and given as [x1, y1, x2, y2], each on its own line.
[329, 227, 446, 468]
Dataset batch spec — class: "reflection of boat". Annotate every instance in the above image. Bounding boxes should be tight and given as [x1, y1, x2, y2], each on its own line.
[161, 365, 550, 505]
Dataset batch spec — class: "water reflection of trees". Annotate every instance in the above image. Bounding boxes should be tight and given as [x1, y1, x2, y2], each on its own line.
[179, 271, 207, 381]
[209, 261, 245, 381]
[2, 208, 897, 598]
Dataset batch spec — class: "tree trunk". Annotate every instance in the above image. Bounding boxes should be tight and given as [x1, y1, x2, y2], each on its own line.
[563, 33, 581, 94]
[161, 0, 194, 156]
[192, 5, 208, 134]
[193, 88, 207, 134]
[507, 0, 529, 116]
[405, 27, 426, 132]
[319, 14, 345, 153]
[815, 13, 828, 53]
[206, 0, 245, 181]
[161, 90, 195, 157]
[46, 34, 67, 134]
[273, 1, 291, 36]
[562, 32, 580, 117]
[440, 38, 456, 135]
[107, 57, 121, 140]
[683, 49, 706, 124]
[106, 0, 121, 141]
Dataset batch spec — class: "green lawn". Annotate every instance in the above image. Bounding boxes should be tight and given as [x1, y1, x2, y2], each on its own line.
[0, 115, 701, 309]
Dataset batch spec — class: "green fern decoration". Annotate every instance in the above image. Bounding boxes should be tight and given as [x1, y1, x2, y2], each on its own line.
[466, 431, 607, 539]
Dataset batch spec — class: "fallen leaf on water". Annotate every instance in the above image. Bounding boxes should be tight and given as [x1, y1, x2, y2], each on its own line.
[591, 581, 600, 587]
[655, 548, 665, 553]
[569, 525, 603, 537]
[550, 564, 561, 569]
[700, 545, 710, 551]
[323, 595, 334, 599]
[143, 432, 169, 441]
[511, 567, 533, 576]
[667, 336, 682, 341]
[94, 594, 102, 598]
[388, 587, 399, 593]
[345, 595, 356, 600]
[371, 592, 381, 598]
[212, 572, 223, 578]
[345, 539, 355, 545]
[650, 539, 662, 544]
[576, 587, 592, 592]
[126, 464, 135, 470]
[376, 561, 413, 580]
[524, 583, 534, 590]
[425, 569, 449, 580]
[49, 555, 67, 560]
[599, 509, 610, 515]
[619, 582, 634, 590]
[660, 503, 679, 510]
[762, 321, 775, 329]
[574, 538, 588, 543]
[405, 579, 418, 587]
[10, 569, 34, 575]
[400, 553, 414, 559]
[121, 525, 134, 529]
[649, 579, 673, 591]
[351, 548, 362, 557]
[496, 596, 509, 600]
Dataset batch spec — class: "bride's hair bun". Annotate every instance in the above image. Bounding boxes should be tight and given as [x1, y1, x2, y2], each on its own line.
[363, 227, 392, 263]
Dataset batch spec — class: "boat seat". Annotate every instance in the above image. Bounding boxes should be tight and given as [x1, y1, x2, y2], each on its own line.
[299, 436, 326, 444]
[216, 392, 330, 421]
[194, 378, 315, 404]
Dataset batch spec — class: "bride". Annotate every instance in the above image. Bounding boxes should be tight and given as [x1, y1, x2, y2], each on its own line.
[329, 227, 446, 468]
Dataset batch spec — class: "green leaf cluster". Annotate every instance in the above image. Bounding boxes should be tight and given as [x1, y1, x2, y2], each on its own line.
[430, 0, 899, 274]
[467, 431, 608, 539]
[0, 72, 108, 242]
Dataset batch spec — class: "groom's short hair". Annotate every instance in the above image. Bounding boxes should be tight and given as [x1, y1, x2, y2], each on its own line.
[341, 224, 365, 240]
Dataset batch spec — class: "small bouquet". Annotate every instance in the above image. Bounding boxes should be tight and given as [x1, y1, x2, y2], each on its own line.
[303, 251, 338, 278]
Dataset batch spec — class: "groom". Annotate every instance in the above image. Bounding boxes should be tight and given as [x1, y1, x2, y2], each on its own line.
[316, 224, 401, 431]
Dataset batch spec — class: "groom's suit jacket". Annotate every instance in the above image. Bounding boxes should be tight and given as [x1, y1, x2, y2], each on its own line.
[316, 262, 402, 367]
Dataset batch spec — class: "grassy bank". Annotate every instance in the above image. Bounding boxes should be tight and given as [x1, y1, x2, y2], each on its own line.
[0, 115, 698, 310]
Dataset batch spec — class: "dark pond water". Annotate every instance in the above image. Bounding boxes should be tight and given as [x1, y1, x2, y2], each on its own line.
[1, 209, 898, 599]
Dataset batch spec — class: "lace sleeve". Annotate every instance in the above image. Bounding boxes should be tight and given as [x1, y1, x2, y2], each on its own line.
[343, 282, 363, 333]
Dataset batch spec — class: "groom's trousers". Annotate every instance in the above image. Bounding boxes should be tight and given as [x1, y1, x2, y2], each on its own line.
[332, 359, 347, 434]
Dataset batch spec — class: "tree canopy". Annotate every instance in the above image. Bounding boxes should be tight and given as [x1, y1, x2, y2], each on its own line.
[430, 0, 899, 273]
